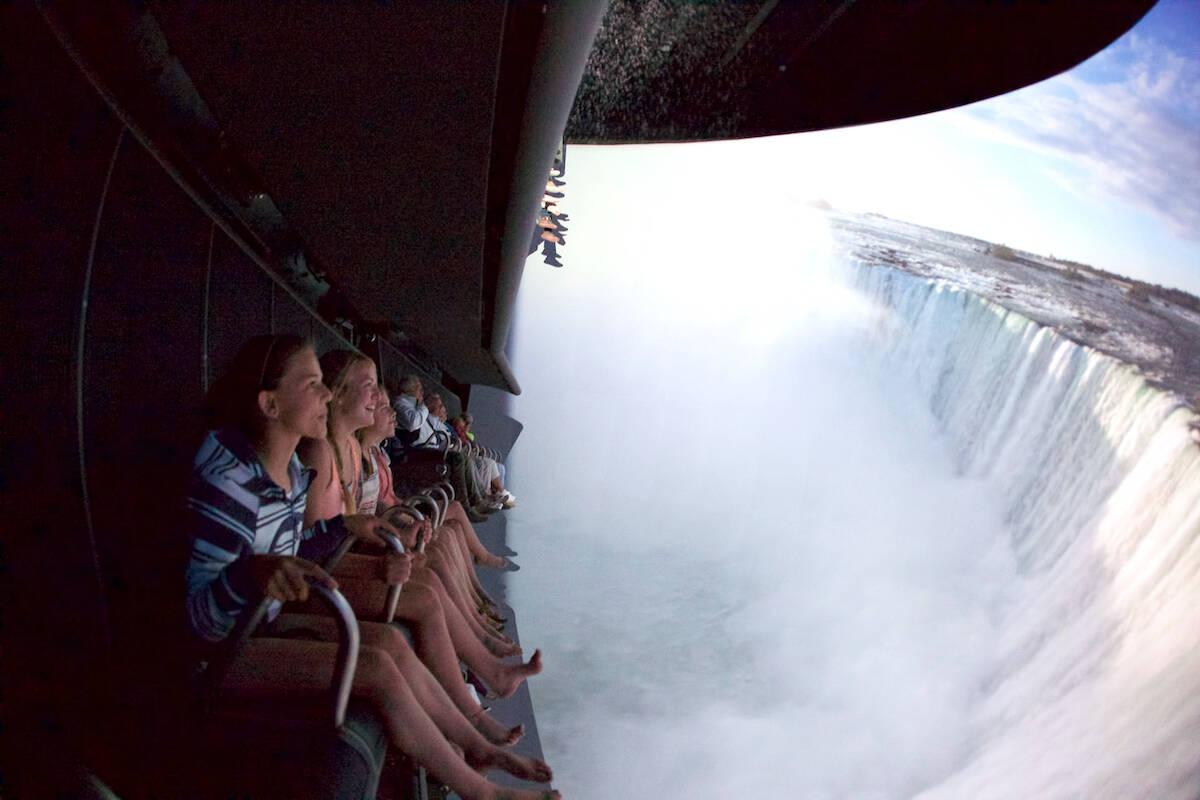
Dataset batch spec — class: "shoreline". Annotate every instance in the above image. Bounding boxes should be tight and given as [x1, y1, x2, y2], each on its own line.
[829, 209, 1200, 401]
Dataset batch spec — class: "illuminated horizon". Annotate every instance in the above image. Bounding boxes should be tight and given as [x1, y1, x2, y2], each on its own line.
[568, 0, 1199, 297]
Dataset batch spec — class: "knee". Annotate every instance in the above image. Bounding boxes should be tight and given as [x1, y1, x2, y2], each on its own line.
[404, 581, 441, 617]
[354, 645, 404, 698]
[361, 621, 412, 656]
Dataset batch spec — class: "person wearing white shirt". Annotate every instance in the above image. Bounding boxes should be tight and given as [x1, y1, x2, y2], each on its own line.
[429, 395, 514, 510]
[391, 377, 489, 520]
[392, 375, 429, 449]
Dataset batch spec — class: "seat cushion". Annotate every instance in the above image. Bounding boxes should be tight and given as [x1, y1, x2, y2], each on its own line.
[196, 697, 388, 799]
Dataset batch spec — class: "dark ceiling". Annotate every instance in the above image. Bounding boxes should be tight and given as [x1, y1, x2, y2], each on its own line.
[569, 0, 1156, 142]
[151, 2, 515, 386]
[53, 1, 1153, 393]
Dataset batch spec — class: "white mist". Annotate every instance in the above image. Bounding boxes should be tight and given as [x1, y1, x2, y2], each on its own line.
[503, 144, 1200, 799]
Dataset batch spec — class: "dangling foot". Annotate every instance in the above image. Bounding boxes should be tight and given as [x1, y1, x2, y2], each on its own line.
[475, 552, 514, 570]
[478, 603, 507, 625]
[479, 621, 515, 645]
[473, 588, 500, 609]
[470, 707, 526, 747]
[484, 636, 522, 658]
[478, 609, 507, 632]
[466, 744, 553, 783]
[483, 650, 542, 700]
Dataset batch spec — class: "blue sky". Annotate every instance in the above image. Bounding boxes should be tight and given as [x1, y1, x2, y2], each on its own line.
[950, 0, 1200, 290]
[621, 1, 1200, 295]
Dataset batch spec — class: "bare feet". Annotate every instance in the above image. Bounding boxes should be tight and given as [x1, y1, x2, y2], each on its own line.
[466, 744, 553, 783]
[480, 605, 508, 626]
[470, 708, 526, 746]
[483, 650, 542, 700]
[475, 587, 500, 606]
[475, 552, 512, 570]
[484, 636, 523, 658]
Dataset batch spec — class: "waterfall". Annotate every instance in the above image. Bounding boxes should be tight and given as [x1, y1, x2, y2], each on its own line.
[852, 263, 1200, 799]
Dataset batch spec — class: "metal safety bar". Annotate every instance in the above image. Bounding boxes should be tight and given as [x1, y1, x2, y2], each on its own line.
[376, 529, 406, 623]
[404, 494, 441, 532]
[311, 581, 361, 730]
[425, 486, 450, 527]
[420, 430, 452, 451]
[321, 529, 359, 573]
[394, 502, 427, 552]
[203, 578, 360, 730]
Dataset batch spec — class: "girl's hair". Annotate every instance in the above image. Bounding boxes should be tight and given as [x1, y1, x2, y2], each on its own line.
[319, 349, 375, 400]
[319, 349, 376, 513]
[203, 334, 310, 435]
[356, 385, 389, 476]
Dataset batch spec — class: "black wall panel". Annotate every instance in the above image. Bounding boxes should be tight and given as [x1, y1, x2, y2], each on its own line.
[273, 280, 321, 340]
[82, 141, 212, 663]
[2, 7, 129, 791]
[4, 11, 458, 791]
[206, 229, 274, 385]
[314, 320, 354, 356]
[377, 339, 463, 417]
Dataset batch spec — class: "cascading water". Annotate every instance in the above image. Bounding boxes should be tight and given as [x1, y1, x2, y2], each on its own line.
[505, 145, 1200, 798]
[851, 264, 1200, 799]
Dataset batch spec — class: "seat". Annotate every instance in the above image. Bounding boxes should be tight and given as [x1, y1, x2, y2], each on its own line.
[189, 579, 394, 800]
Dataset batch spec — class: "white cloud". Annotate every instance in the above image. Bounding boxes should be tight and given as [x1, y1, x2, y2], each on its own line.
[964, 32, 1200, 242]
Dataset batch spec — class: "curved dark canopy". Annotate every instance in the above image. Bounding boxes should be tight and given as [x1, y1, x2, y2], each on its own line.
[569, 0, 1156, 143]
[31, 1, 1153, 395]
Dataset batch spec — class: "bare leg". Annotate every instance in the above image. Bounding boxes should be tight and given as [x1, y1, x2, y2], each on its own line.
[221, 637, 557, 800]
[427, 547, 516, 647]
[406, 573, 542, 699]
[332, 579, 518, 744]
[444, 501, 512, 569]
[442, 521, 500, 607]
[356, 621, 545, 779]
[275, 613, 527, 749]
[418, 565, 520, 656]
[429, 533, 490, 613]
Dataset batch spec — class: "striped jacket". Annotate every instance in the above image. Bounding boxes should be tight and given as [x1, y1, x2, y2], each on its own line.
[185, 428, 348, 642]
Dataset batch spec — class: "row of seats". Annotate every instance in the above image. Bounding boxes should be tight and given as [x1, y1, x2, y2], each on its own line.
[179, 340, 552, 800]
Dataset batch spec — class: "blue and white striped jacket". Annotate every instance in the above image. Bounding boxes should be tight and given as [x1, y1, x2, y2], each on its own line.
[185, 428, 348, 642]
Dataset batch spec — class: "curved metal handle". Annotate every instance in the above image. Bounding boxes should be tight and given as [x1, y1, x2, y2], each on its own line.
[321, 529, 358, 573]
[376, 529, 406, 623]
[396, 501, 425, 522]
[204, 594, 274, 701]
[436, 480, 456, 502]
[403, 494, 440, 547]
[380, 504, 418, 529]
[204, 579, 359, 732]
[308, 580, 360, 730]
[408, 494, 440, 527]
[397, 499, 429, 552]
[426, 486, 450, 528]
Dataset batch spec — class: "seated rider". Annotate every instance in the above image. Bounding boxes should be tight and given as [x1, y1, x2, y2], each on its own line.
[390, 375, 487, 519]
[184, 335, 558, 800]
